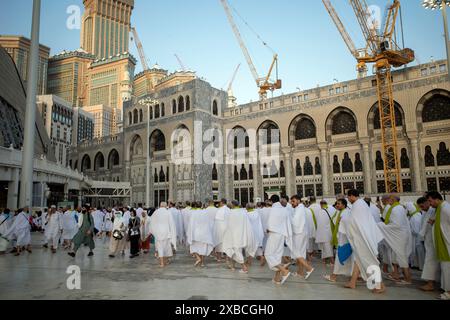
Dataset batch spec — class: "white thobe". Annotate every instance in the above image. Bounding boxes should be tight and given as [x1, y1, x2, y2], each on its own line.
[150, 208, 177, 257]
[247, 210, 265, 256]
[188, 210, 214, 256]
[369, 203, 382, 223]
[409, 211, 425, 269]
[265, 203, 293, 271]
[314, 205, 333, 259]
[333, 208, 354, 276]
[223, 208, 257, 264]
[0, 213, 13, 236]
[291, 204, 309, 260]
[346, 199, 384, 281]
[213, 206, 230, 252]
[45, 213, 62, 248]
[378, 204, 412, 268]
[420, 208, 440, 281]
[435, 202, 450, 292]
[4, 212, 31, 247]
[305, 207, 316, 253]
[103, 211, 113, 232]
[61, 210, 78, 240]
[92, 210, 104, 232]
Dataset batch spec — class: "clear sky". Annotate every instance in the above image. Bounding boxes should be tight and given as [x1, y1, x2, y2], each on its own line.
[0, 0, 445, 103]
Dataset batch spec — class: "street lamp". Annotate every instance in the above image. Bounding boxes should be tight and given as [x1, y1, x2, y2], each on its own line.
[423, 0, 450, 81]
[138, 97, 159, 208]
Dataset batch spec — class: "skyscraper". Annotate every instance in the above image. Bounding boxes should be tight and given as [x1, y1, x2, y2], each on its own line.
[80, 0, 134, 60]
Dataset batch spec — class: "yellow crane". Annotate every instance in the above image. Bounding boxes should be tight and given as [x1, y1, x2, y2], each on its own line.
[322, 0, 414, 194]
[220, 0, 281, 100]
[130, 27, 153, 93]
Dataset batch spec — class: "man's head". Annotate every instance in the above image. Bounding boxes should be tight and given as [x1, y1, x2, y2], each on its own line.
[160, 202, 168, 209]
[417, 197, 430, 212]
[270, 194, 280, 204]
[138, 203, 143, 208]
[426, 191, 443, 209]
[388, 194, 400, 205]
[280, 198, 288, 207]
[347, 189, 360, 204]
[335, 198, 348, 211]
[246, 203, 255, 211]
[220, 198, 227, 207]
[168, 201, 175, 208]
[320, 200, 328, 209]
[381, 195, 390, 205]
[290, 195, 302, 208]
[231, 200, 240, 209]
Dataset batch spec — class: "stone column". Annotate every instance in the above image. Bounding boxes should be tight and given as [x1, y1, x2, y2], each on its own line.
[360, 138, 373, 194]
[283, 148, 295, 197]
[167, 156, 175, 201]
[64, 182, 69, 201]
[7, 168, 19, 209]
[410, 136, 423, 193]
[319, 143, 330, 196]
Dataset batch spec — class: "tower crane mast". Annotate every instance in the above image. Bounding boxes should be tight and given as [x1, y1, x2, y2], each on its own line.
[322, 0, 415, 193]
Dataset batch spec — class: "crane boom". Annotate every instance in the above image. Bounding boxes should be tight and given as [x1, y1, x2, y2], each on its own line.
[131, 27, 150, 71]
[220, 0, 260, 83]
[349, 0, 379, 56]
[322, 0, 358, 59]
[227, 63, 241, 92]
[174, 54, 187, 72]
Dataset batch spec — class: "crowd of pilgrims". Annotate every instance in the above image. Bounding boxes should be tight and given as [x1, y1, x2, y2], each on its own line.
[0, 189, 449, 299]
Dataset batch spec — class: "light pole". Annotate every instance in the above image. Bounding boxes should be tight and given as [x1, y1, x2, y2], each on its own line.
[423, 0, 450, 81]
[19, 0, 41, 208]
[139, 97, 159, 208]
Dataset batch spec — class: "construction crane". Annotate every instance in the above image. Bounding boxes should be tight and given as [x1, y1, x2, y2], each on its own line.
[220, 0, 281, 100]
[174, 54, 187, 72]
[227, 63, 241, 92]
[322, 0, 415, 193]
[130, 27, 153, 93]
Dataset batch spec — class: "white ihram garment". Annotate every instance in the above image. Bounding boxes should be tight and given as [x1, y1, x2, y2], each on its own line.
[247, 210, 265, 256]
[188, 210, 214, 256]
[333, 208, 354, 276]
[150, 208, 177, 257]
[291, 204, 308, 260]
[419, 208, 440, 281]
[213, 206, 230, 253]
[4, 212, 31, 247]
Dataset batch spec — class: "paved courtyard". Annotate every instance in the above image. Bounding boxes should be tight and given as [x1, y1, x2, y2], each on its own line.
[0, 233, 439, 300]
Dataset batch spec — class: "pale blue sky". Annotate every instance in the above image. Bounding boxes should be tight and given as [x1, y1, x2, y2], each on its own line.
[0, 0, 445, 103]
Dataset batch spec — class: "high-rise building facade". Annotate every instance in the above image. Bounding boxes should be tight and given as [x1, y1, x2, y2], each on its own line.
[37, 95, 74, 167]
[84, 104, 113, 139]
[80, 0, 134, 60]
[0, 35, 50, 95]
[47, 49, 95, 107]
[73, 107, 95, 145]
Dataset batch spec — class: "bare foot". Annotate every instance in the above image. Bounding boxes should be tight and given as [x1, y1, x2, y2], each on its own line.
[372, 283, 386, 294]
[420, 284, 435, 292]
[344, 282, 356, 289]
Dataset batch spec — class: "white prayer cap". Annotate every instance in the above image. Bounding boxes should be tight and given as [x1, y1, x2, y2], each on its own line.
[51, 205, 56, 209]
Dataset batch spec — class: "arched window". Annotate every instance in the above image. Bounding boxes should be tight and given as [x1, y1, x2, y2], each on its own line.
[295, 118, 316, 140]
[280, 161, 286, 178]
[166, 167, 170, 182]
[159, 167, 166, 182]
[149, 106, 153, 120]
[128, 112, 132, 125]
[133, 109, 138, 124]
[249, 164, 254, 180]
[161, 103, 165, 117]
[81, 155, 91, 172]
[212, 163, 218, 181]
[333, 155, 341, 174]
[154, 168, 158, 183]
[422, 94, 450, 123]
[178, 96, 185, 113]
[270, 161, 278, 178]
[150, 130, 166, 153]
[400, 148, 410, 169]
[304, 157, 313, 176]
[375, 151, 384, 170]
[425, 146, 435, 167]
[355, 153, 363, 172]
[332, 112, 356, 135]
[296, 160, 302, 176]
[94, 152, 105, 171]
[139, 109, 143, 122]
[231, 127, 249, 150]
[437, 142, 450, 166]
[374, 103, 403, 129]
[315, 157, 321, 175]
[260, 122, 280, 145]
[186, 96, 191, 111]
[155, 104, 160, 119]
[212, 100, 218, 116]
[108, 149, 120, 169]
[240, 165, 248, 180]
[342, 152, 353, 173]
[234, 166, 239, 181]
[172, 99, 177, 114]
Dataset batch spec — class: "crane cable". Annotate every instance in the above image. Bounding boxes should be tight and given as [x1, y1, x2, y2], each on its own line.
[228, 1, 276, 55]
